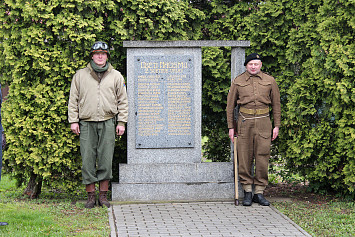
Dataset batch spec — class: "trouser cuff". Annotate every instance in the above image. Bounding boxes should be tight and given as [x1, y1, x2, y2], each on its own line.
[242, 184, 253, 192]
[255, 185, 266, 194]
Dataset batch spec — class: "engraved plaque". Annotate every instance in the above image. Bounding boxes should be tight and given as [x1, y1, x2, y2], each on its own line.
[135, 55, 194, 148]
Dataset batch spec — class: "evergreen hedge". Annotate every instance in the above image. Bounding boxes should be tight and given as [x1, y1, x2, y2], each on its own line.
[0, 0, 204, 195]
[1, 0, 354, 197]
[198, 0, 355, 196]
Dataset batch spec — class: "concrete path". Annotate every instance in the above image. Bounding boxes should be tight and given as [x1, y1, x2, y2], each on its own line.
[108, 201, 312, 237]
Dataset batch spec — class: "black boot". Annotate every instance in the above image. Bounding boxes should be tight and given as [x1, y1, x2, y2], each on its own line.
[243, 191, 253, 206]
[252, 194, 270, 206]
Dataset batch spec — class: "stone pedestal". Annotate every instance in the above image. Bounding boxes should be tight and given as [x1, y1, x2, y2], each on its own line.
[112, 41, 249, 202]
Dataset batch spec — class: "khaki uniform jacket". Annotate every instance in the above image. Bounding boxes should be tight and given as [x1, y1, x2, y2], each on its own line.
[68, 63, 128, 126]
[226, 71, 281, 129]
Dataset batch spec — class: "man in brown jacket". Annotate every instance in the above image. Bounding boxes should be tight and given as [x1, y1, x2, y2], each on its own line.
[68, 41, 128, 208]
[226, 53, 281, 206]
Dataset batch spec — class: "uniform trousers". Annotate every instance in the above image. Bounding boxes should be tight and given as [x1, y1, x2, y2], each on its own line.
[79, 118, 116, 185]
[237, 113, 272, 194]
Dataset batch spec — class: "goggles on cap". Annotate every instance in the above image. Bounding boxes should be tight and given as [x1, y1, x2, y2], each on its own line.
[92, 41, 109, 50]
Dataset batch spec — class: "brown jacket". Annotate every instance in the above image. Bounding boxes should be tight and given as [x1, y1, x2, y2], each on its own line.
[226, 71, 281, 129]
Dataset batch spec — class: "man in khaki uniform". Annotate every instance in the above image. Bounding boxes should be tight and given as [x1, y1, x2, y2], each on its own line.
[226, 53, 281, 206]
[68, 41, 128, 208]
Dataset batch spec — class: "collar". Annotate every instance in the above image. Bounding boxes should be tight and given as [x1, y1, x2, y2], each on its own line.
[245, 71, 263, 81]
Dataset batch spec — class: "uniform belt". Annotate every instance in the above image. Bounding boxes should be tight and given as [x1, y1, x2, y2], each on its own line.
[240, 107, 269, 115]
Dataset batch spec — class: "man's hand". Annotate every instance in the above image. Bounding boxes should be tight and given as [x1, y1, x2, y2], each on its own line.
[229, 128, 237, 143]
[272, 127, 279, 141]
[70, 123, 80, 135]
[116, 125, 125, 136]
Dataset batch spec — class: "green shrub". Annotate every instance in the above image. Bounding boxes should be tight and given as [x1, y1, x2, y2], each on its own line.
[0, 0, 205, 195]
[195, 0, 355, 196]
[1, 0, 354, 197]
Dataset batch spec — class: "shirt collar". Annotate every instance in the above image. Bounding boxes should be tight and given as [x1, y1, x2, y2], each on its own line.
[245, 71, 262, 81]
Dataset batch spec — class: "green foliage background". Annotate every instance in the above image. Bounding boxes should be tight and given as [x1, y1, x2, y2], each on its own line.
[0, 0, 354, 196]
[0, 0, 204, 192]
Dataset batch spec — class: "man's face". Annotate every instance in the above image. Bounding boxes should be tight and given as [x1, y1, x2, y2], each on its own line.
[246, 60, 262, 75]
[92, 52, 108, 67]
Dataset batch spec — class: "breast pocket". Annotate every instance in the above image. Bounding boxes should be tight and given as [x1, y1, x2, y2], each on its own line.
[236, 81, 252, 100]
[257, 80, 272, 99]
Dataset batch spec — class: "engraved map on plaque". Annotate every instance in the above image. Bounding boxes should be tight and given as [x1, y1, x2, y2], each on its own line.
[135, 55, 194, 148]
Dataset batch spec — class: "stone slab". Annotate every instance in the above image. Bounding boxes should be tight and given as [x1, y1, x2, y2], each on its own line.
[126, 47, 202, 164]
[112, 182, 234, 202]
[118, 163, 233, 183]
[113, 162, 244, 202]
[134, 55, 195, 148]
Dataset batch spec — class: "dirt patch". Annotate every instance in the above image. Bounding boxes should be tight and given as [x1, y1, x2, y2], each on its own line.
[263, 183, 337, 204]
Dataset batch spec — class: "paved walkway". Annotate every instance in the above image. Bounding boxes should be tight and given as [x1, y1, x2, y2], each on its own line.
[108, 201, 311, 237]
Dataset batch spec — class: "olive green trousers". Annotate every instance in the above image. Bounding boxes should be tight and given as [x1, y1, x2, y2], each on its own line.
[79, 118, 116, 185]
[237, 114, 272, 194]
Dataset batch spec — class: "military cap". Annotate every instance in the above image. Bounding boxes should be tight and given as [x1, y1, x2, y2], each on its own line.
[244, 53, 262, 66]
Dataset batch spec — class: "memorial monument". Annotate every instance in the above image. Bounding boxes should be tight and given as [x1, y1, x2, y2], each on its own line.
[112, 40, 250, 202]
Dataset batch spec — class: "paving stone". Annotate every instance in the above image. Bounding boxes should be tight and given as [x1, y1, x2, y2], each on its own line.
[110, 202, 312, 237]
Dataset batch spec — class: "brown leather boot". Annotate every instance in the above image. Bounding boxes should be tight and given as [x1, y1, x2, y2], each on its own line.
[99, 191, 110, 208]
[85, 183, 96, 208]
[99, 180, 110, 208]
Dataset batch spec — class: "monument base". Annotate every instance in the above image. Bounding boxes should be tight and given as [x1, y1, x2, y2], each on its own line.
[112, 163, 243, 202]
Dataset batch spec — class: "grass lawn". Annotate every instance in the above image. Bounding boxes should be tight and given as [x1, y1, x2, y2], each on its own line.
[265, 183, 355, 237]
[0, 175, 110, 237]
[273, 200, 355, 237]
